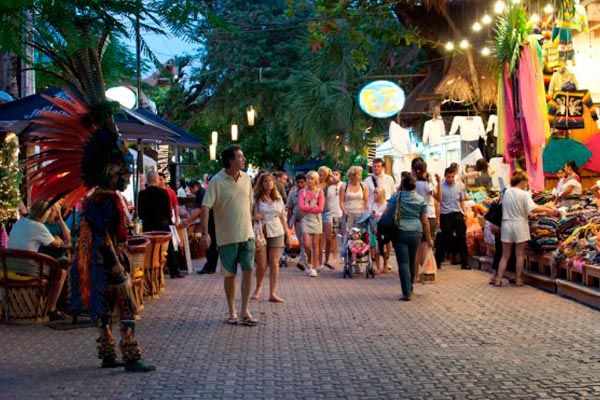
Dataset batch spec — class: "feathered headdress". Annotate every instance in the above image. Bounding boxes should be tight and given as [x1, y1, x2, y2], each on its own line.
[25, 91, 133, 208]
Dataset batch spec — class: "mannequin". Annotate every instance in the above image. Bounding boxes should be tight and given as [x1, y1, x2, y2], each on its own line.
[548, 64, 578, 95]
[422, 104, 446, 146]
[389, 120, 411, 155]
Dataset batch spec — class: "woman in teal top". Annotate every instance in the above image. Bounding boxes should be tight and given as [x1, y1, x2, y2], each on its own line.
[389, 174, 433, 301]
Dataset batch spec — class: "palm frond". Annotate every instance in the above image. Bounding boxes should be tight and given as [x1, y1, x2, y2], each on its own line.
[494, 5, 531, 76]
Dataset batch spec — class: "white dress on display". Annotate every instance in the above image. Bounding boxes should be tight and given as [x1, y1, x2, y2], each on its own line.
[389, 121, 411, 155]
[422, 117, 446, 145]
[449, 116, 486, 141]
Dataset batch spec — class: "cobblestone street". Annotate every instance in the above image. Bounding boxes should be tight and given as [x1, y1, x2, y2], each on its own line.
[1, 261, 600, 400]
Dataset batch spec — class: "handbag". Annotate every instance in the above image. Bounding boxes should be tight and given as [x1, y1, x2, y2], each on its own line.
[484, 200, 502, 227]
[253, 221, 266, 249]
[377, 192, 401, 237]
[252, 203, 267, 249]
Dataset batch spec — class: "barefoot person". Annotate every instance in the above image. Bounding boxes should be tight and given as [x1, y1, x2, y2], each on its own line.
[200, 145, 258, 326]
[251, 173, 290, 303]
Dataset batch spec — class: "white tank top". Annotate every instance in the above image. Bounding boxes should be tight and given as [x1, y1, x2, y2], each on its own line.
[343, 183, 365, 215]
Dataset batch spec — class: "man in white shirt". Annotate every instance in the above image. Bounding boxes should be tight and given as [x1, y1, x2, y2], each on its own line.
[365, 158, 397, 208]
[7, 200, 69, 320]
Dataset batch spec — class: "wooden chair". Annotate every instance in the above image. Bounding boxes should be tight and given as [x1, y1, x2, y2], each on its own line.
[126, 237, 150, 313]
[142, 232, 171, 298]
[0, 248, 59, 324]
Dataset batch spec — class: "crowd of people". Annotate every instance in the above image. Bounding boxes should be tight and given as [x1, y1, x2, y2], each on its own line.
[7, 137, 589, 372]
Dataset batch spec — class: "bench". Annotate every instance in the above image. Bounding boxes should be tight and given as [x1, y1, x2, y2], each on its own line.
[0, 248, 60, 324]
[584, 264, 600, 289]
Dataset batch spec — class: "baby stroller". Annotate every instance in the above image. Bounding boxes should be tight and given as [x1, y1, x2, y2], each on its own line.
[342, 215, 375, 278]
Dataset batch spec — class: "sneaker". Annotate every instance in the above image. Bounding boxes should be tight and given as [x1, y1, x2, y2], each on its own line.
[309, 269, 318, 277]
[304, 266, 313, 276]
[316, 265, 324, 273]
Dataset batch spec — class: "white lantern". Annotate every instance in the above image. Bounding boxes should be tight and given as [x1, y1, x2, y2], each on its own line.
[472, 22, 482, 32]
[494, 1, 506, 14]
[247, 106, 255, 126]
[211, 131, 218, 146]
[482, 14, 492, 25]
[445, 41, 455, 51]
[105, 86, 137, 109]
[481, 47, 491, 57]
[209, 144, 216, 161]
[459, 39, 470, 49]
[231, 124, 238, 141]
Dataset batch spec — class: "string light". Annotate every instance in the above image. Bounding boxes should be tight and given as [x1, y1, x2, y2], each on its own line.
[494, 1, 506, 14]
[544, 3, 554, 14]
[459, 39, 470, 49]
[481, 47, 491, 56]
[445, 41, 455, 51]
[482, 14, 492, 25]
[530, 13, 541, 24]
[472, 22, 482, 32]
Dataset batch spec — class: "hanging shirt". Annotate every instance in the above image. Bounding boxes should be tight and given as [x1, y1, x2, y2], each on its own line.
[548, 70, 579, 95]
[389, 121, 411, 155]
[449, 116, 486, 142]
[486, 115, 498, 138]
[548, 90, 598, 130]
[422, 117, 446, 145]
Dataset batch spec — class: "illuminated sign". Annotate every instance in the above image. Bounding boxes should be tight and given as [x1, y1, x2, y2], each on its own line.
[358, 80, 405, 118]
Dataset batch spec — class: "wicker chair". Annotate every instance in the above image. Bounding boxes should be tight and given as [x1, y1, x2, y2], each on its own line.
[126, 237, 150, 313]
[0, 248, 60, 324]
[142, 232, 171, 298]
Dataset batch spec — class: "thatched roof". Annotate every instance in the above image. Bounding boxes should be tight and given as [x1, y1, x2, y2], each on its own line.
[435, 54, 497, 107]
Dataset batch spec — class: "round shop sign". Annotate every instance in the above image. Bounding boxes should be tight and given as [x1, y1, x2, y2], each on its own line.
[358, 80, 405, 119]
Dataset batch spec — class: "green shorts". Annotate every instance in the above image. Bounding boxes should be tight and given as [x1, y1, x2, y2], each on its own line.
[219, 239, 256, 276]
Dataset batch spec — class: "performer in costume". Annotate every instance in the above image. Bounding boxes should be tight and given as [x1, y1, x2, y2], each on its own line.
[25, 92, 155, 373]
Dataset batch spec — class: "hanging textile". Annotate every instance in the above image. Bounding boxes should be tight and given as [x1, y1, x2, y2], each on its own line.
[516, 43, 547, 191]
[548, 89, 598, 130]
[543, 132, 591, 173]
[583, 134, 600, 172]
[551, 5, 589, 65]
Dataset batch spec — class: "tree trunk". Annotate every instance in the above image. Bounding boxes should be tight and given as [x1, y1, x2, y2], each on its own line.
[0, 53, 19, 98]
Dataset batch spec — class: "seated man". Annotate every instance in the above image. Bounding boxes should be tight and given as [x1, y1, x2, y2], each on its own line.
[7, 200, 70, 320]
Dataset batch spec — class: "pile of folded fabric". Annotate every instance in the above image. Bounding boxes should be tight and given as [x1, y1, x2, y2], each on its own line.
[529, 216, 560, 252]
[553, 222, 600, 274]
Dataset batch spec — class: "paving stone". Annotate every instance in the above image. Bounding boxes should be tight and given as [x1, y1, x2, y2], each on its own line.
[1, 260, 600, 399]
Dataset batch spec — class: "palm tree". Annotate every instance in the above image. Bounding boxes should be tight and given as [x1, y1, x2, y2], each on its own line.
[0, 0, 201, 128]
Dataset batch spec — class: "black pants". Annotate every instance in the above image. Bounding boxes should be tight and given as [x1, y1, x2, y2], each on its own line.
[435, 212, 468, 268]
[203, 211, 219, 272]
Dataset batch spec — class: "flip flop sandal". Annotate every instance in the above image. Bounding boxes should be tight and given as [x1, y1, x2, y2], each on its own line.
[225, 317, 238, 325]
[324, 262, 335, 270]
[240, 316, 258, 326]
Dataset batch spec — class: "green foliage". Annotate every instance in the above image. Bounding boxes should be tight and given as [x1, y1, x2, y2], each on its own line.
[0, 135, 21, 222]
[0, 0, 201, 107]
[494, 5, 532, 75]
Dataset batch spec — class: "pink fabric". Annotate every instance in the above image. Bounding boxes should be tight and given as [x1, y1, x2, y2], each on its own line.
[299, 188, 324, 214]
[502, 64, 516, 171]
[517, 46, 546, 192]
